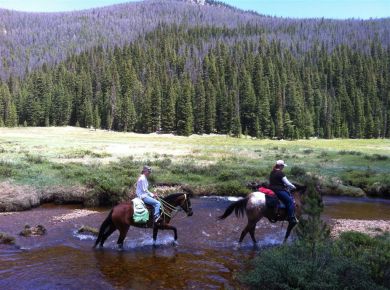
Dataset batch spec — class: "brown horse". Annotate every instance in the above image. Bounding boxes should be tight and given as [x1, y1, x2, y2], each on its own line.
[94, 193, 193, 249]
[218, 184, 306, 245]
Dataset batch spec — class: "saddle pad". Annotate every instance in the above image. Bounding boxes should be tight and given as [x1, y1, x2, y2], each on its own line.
[251, 192, 266, 206]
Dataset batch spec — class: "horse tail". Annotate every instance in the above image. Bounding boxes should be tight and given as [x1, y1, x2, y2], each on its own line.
[94, 209, 113, 248]
[218, 197, 248, 220]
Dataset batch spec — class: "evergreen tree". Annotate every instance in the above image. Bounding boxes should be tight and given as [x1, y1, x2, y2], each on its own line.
[176, 76, 193, 136]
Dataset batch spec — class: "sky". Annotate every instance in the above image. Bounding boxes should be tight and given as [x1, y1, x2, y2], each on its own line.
[0, 0, 389, 19]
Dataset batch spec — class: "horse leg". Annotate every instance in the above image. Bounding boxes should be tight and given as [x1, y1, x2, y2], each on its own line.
[117, 225, 130, 249]
[153, 225, 159, 246]
[283, 222, 297, 243]
[239, 222, 253, 244]
[161, 224, 178, 243]
[100, 225, 116, 247]
[248, 224, 258, 245]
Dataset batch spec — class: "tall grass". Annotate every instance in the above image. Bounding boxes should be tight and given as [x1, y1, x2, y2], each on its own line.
[0, 127, 389, 203]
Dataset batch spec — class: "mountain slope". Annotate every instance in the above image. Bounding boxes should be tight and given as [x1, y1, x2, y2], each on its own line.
[0, 0, 389, 79]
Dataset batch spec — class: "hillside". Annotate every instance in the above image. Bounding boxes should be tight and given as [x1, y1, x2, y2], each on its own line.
[0, 0, 389, 139]
[0, 0, 389, 79]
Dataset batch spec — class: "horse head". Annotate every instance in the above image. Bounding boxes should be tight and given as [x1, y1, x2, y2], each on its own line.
[163, 193, 193, 216]
[181, 193, 193, 216]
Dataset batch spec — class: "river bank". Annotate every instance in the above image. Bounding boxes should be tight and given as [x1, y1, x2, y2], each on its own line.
[1, 127, 389, 212]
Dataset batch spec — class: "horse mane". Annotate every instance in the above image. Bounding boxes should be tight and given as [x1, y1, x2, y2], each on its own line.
[163, 192, 186, 203]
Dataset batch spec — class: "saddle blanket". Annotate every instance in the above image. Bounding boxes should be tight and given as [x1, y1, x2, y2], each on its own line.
[132, 197, 149, 223]
[250, 192, 285, 209]
[251, 192, 266, 206]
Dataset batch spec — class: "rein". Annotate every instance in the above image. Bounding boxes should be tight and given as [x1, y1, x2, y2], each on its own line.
[157, 194, 188, 221]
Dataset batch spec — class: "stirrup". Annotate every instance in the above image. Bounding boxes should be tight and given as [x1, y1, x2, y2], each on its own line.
[154, 214, 161, 223]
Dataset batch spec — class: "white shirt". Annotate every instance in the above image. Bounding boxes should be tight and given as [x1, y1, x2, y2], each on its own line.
[282, 176, 296, 190]
[136, 174, 153, 199]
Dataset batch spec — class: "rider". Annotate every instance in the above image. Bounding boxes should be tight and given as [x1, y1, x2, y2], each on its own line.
[136, 165, 161, 222]
[269, 160, 298, 224]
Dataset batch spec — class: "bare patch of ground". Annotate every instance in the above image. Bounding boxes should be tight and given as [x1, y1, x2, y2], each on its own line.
[330, 219, 390, 237]
[51, 209, 100, 223]
[0, 181, 40, 212]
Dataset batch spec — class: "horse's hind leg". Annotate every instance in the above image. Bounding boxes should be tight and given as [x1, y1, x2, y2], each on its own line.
[239, 222, 254, 243]
[100, 225, 116, 247]
[117, 225, 130, 249]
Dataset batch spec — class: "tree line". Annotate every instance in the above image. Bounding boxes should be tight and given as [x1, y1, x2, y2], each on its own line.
[1, 24, 389, 138]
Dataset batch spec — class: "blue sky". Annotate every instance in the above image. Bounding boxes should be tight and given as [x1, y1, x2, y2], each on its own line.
[0, 0, 388, 19]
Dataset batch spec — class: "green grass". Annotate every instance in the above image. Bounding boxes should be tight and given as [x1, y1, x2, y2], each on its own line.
[0, 127, 389, 202]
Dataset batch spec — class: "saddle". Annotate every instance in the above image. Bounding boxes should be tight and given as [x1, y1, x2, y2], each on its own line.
[258, 186, 292, 223]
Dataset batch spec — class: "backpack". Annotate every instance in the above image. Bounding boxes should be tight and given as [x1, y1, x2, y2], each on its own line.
[132, 198, 149, 223]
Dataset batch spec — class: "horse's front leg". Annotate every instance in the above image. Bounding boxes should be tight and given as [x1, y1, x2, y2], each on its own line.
[283, 221, 297, 243]
[153, 225, 159, 246]
[160, 224, 178, 244]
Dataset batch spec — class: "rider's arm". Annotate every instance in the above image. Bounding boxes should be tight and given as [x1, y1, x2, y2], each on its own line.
[282, 176, 296, 190]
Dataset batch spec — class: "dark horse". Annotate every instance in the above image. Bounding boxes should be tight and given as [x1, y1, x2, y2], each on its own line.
[218, 184, 306, 245]
[94, 193, 193, 249]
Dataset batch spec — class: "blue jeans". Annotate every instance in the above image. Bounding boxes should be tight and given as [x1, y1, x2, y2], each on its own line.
[276, 190, 295, 220]
[142, 196, 161, 218]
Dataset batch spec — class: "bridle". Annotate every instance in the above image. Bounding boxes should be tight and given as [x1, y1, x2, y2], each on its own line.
[157, 193, 192, 221]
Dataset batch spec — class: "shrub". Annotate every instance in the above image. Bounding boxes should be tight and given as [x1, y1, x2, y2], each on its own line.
[215, 180, 248, 196]
[338, 150, 362, 156]
[290, 166, 306, 177]
[335, 232, 390, 287]
[0, 160, 15, 177]
[87, 174, 127, 205]
[364, 154, 389, 161]
[152, 157, 172, 168]
[239, 233, 389, 290]
[318, 151, 329, 158]
[217, 170, 240, 181]
[24, 153, 46, 164]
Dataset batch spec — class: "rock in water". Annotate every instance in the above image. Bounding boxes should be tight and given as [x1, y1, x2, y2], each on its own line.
[19, 224, 47, 237]
[0, 232, 15, 244]
[77, 225, 99, 236]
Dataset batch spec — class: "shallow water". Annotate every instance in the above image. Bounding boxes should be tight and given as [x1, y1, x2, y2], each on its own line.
[0, 196, 389, 289]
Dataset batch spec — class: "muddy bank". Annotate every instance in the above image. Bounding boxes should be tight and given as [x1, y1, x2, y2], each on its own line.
[0, 178, 386, 213]
[0, 181, 90, 212]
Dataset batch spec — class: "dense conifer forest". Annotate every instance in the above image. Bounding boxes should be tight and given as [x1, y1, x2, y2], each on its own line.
[0, 0, 389, 138]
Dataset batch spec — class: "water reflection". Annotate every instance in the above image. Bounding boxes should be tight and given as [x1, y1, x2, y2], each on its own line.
[0, 196, 388, 289]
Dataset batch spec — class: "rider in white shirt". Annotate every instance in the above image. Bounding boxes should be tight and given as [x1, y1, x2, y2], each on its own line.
[136, 166, 161, 222]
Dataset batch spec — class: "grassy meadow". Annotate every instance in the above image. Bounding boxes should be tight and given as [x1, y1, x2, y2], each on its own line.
[0, 127, 389, 209]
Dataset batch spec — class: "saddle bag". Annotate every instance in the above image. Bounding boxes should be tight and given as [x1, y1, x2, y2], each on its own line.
[132, 198, 149, 223]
